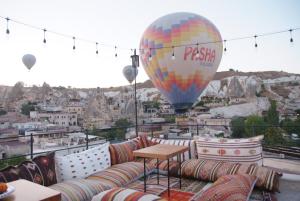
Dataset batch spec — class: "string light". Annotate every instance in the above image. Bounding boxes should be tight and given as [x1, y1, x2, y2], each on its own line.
[43, 29, 47, 44]
[149, 48, 152, 61]
[289, 29, 294, 43]
[73, 36, 76, 50]
[223, 40, 227, 52]
[171, 46, 175, 60]
[254, 35, 258, 48]
[196, 43, 200, 57]
[96, 42, 99, 54]
[115, 46, 117, 57]
[5, 17, 10, 34]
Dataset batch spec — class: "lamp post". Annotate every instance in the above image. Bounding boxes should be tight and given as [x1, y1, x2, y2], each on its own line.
[131, 49, 139, 137]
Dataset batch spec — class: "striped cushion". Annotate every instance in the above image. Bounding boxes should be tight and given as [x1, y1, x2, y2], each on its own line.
[149, 138, 197, 161]
[109, 140, 140, 165]
[194, 136, 263, 165]
[132, 134, 157, 148]
[192, 174, 257, 201]
[181, 159, 282, 192]
[87, 162, 155, 187]
[91, 187, 164, 201]
[135, 158, 179, 176]
[50, 179, 113, 201]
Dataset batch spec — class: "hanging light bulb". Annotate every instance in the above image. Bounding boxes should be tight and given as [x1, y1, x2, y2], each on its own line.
[289, 29, 294, 43]
[254, 35, 258, 48]
[115, 46, 117, 57]
[5, 17, 10, 35]
[72, 36, 76, 50]
[96, 42, 99, 54]
[196, 43, 200, 58]
[223, 40, 227, 52]
[149, 48, 152, 61]
[171, 46, 175, 60]
[43, 29, 47, 44]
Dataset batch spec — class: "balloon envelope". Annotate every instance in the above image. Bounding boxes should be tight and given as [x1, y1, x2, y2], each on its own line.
[123, 65, 138, 84]
[22, 54, 36, 70]
[139, 12, 223, 112]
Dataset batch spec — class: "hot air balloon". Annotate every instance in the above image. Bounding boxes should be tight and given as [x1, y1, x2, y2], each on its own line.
[123, 65, 138, 84]
[22, 54, 36, 70]
[139, 12, 223, 113]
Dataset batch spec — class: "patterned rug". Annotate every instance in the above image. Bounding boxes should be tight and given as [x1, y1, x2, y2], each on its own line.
[160, 190, 194, 201]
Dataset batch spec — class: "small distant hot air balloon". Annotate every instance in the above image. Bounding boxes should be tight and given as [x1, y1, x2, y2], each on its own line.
[22, 54, 36, 70]
[123, 65, 138, 84]
[140, 12, 223, 113]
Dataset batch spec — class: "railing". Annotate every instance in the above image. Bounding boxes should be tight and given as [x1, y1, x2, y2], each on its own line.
[0, 123, 300, 168]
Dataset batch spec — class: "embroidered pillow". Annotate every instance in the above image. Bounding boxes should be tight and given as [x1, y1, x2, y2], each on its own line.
[192, 174, 257, 201]
[194, 136, 263, 165]
[55, 142, 111, 182]
[109, 140, 140, 165]
[0, 166, 20, 183]
[91, 187, 164, 201]
[33, 152, 57, 186]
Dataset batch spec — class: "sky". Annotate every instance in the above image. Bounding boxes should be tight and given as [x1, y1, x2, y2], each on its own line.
[0, 0, 300, 88]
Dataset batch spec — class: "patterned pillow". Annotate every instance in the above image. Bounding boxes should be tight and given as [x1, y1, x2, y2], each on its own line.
[109, 140, 140, 165]
[149, 138, 197, 161]
[91, 187, 164, 201]
[0, 166, 20, 183]
[132, 134, 157, 148]
[181, 159, 282, 192]
[33, 152, 57, 186]
[192, 174, 257, 201]
[55, 142, 111, 182]
[194, 136, 263, 165]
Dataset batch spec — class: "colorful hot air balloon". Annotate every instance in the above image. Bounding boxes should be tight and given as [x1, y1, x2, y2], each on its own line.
[22, 54, 36, 70]
[123, 65, 138, 84]
[140, 12, 223, 113]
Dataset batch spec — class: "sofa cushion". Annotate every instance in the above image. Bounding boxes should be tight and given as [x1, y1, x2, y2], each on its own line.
[55, 143, 111, 182]
[192, 174, 257, 201]
[91, 187, 164, 201]
[194, 136, 263, 165]
[50, 179, 113, 201]
[0, 166, 20, 183]
[149, 138, 197, 161]
[132, 134, 157, 149]
[181, 159, 281, 192]
[135, 158, 180, 176]
[109, 140, 140, 165]
[87, 161, 155, 187]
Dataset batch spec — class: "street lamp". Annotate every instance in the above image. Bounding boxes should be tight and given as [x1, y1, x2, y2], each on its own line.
[131, 49, 139, 137]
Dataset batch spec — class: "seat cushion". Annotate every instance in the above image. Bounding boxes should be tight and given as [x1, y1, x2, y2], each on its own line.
[192, 174, 257, 201]
[135, 158, 180, 176]
[87, 162, 155, 187]
[91, 187, 164, 201]
[50, 179, 113, 201]
[181, 159, 282, 192]
[109, 140, 140, 165]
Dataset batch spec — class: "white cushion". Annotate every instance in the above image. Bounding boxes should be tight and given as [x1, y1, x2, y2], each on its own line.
[194, 136, 263, 165]
[55, 142, 111, 182]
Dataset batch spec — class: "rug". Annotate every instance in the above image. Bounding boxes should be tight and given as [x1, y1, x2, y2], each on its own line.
[160, 189, 194, 201]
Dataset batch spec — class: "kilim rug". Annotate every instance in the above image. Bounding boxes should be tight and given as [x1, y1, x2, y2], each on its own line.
[160, 190, 194, 201]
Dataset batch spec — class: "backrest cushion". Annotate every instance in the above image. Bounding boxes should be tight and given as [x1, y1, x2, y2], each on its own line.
[55, 142, 111, 182]
[91, 187, 164, 201]
[192, 174, 257, 201]
[149, 138, 197, 161]
[109, 140, 140, 165]
[0, 166, 20, 183]
[194, 136, 263, 165]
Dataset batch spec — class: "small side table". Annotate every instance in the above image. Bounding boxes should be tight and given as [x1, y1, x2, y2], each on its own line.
[3, 179, 61, 201]
[133, 144, 189, 197]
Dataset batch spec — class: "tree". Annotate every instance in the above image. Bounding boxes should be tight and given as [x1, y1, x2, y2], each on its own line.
[264, 127, 286, 146]
[21, 101, 35, 116]
[265, 100, 279, 125]
[230, 117, 246, 138]
[112, 118, 133, 140]
[244, 115, 267, 137]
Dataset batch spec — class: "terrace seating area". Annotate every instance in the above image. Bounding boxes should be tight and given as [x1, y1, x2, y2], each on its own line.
[0, 134, 299, 201]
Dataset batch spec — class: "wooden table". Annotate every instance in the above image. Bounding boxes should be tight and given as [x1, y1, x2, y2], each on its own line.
[3, 179, 61, 201]
[133, 144, 189, 197]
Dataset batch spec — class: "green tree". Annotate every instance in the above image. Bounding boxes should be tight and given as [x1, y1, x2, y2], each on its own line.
[112, 118, 133, 140]
[230, 117, 246, 138]
[265, 100, 279, 125]
[21, 102, 35, 116]
[280, 118, 298, 135]
[245, 115, 267, 137]
[264, 127, 286, 146]
[0, 156, 26, 169]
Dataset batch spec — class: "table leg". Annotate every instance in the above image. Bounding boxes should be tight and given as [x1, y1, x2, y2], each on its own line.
[179, 154, 182, 189]
[167, 158, 170, 197]
[157, 158, 159, 185]
[144, 157, 146, 192]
